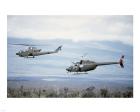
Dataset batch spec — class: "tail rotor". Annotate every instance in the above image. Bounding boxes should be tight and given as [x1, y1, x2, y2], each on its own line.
[119, 55, 124, 68]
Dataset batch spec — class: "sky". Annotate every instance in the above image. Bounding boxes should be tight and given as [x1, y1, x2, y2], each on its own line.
[7, 15, 133, 45]
[8, 38, 133, 77]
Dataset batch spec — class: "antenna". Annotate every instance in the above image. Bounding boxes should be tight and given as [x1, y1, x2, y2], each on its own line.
[81, 53, 88, 59]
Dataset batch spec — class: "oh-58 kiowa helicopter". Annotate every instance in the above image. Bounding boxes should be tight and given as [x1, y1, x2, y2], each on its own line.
[66, 55, 124, 74]
[9, 43, 62, 58]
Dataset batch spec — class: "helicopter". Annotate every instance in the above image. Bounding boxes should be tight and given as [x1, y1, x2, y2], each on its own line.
[15, 45, 62, 58]
[66, 55, 124, 74]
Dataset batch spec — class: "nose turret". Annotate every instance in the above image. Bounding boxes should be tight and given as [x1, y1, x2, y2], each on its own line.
[16, 52, 19, 55]
[16, 51, 23, 57]
[66, 67, 71, 72]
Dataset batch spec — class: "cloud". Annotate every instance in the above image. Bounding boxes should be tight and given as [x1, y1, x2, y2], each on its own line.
[7, 15, 133, 45]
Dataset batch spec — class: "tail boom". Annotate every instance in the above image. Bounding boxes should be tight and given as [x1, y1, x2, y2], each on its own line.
[96, 62, 119, 66]
[96, 55, 124, 68]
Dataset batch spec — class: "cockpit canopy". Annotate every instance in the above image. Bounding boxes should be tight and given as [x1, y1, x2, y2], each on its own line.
[27, 47, 41, 52]
[74, 60, 95, 65]
[28, 47, 37, 50]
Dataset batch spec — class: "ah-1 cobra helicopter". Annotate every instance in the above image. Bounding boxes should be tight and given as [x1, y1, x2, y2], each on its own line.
[9, 43, 62, 58]
[16, 45, 62, 58]
[66, 55, 124, 74]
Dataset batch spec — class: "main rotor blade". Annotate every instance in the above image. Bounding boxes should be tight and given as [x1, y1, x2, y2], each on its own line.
[8, 43, 49, 46]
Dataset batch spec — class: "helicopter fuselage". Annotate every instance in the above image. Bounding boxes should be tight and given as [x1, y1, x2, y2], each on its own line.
[66, 62, 97, 72]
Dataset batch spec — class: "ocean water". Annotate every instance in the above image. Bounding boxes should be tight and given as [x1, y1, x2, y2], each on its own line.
[7, 38, 133, 90]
